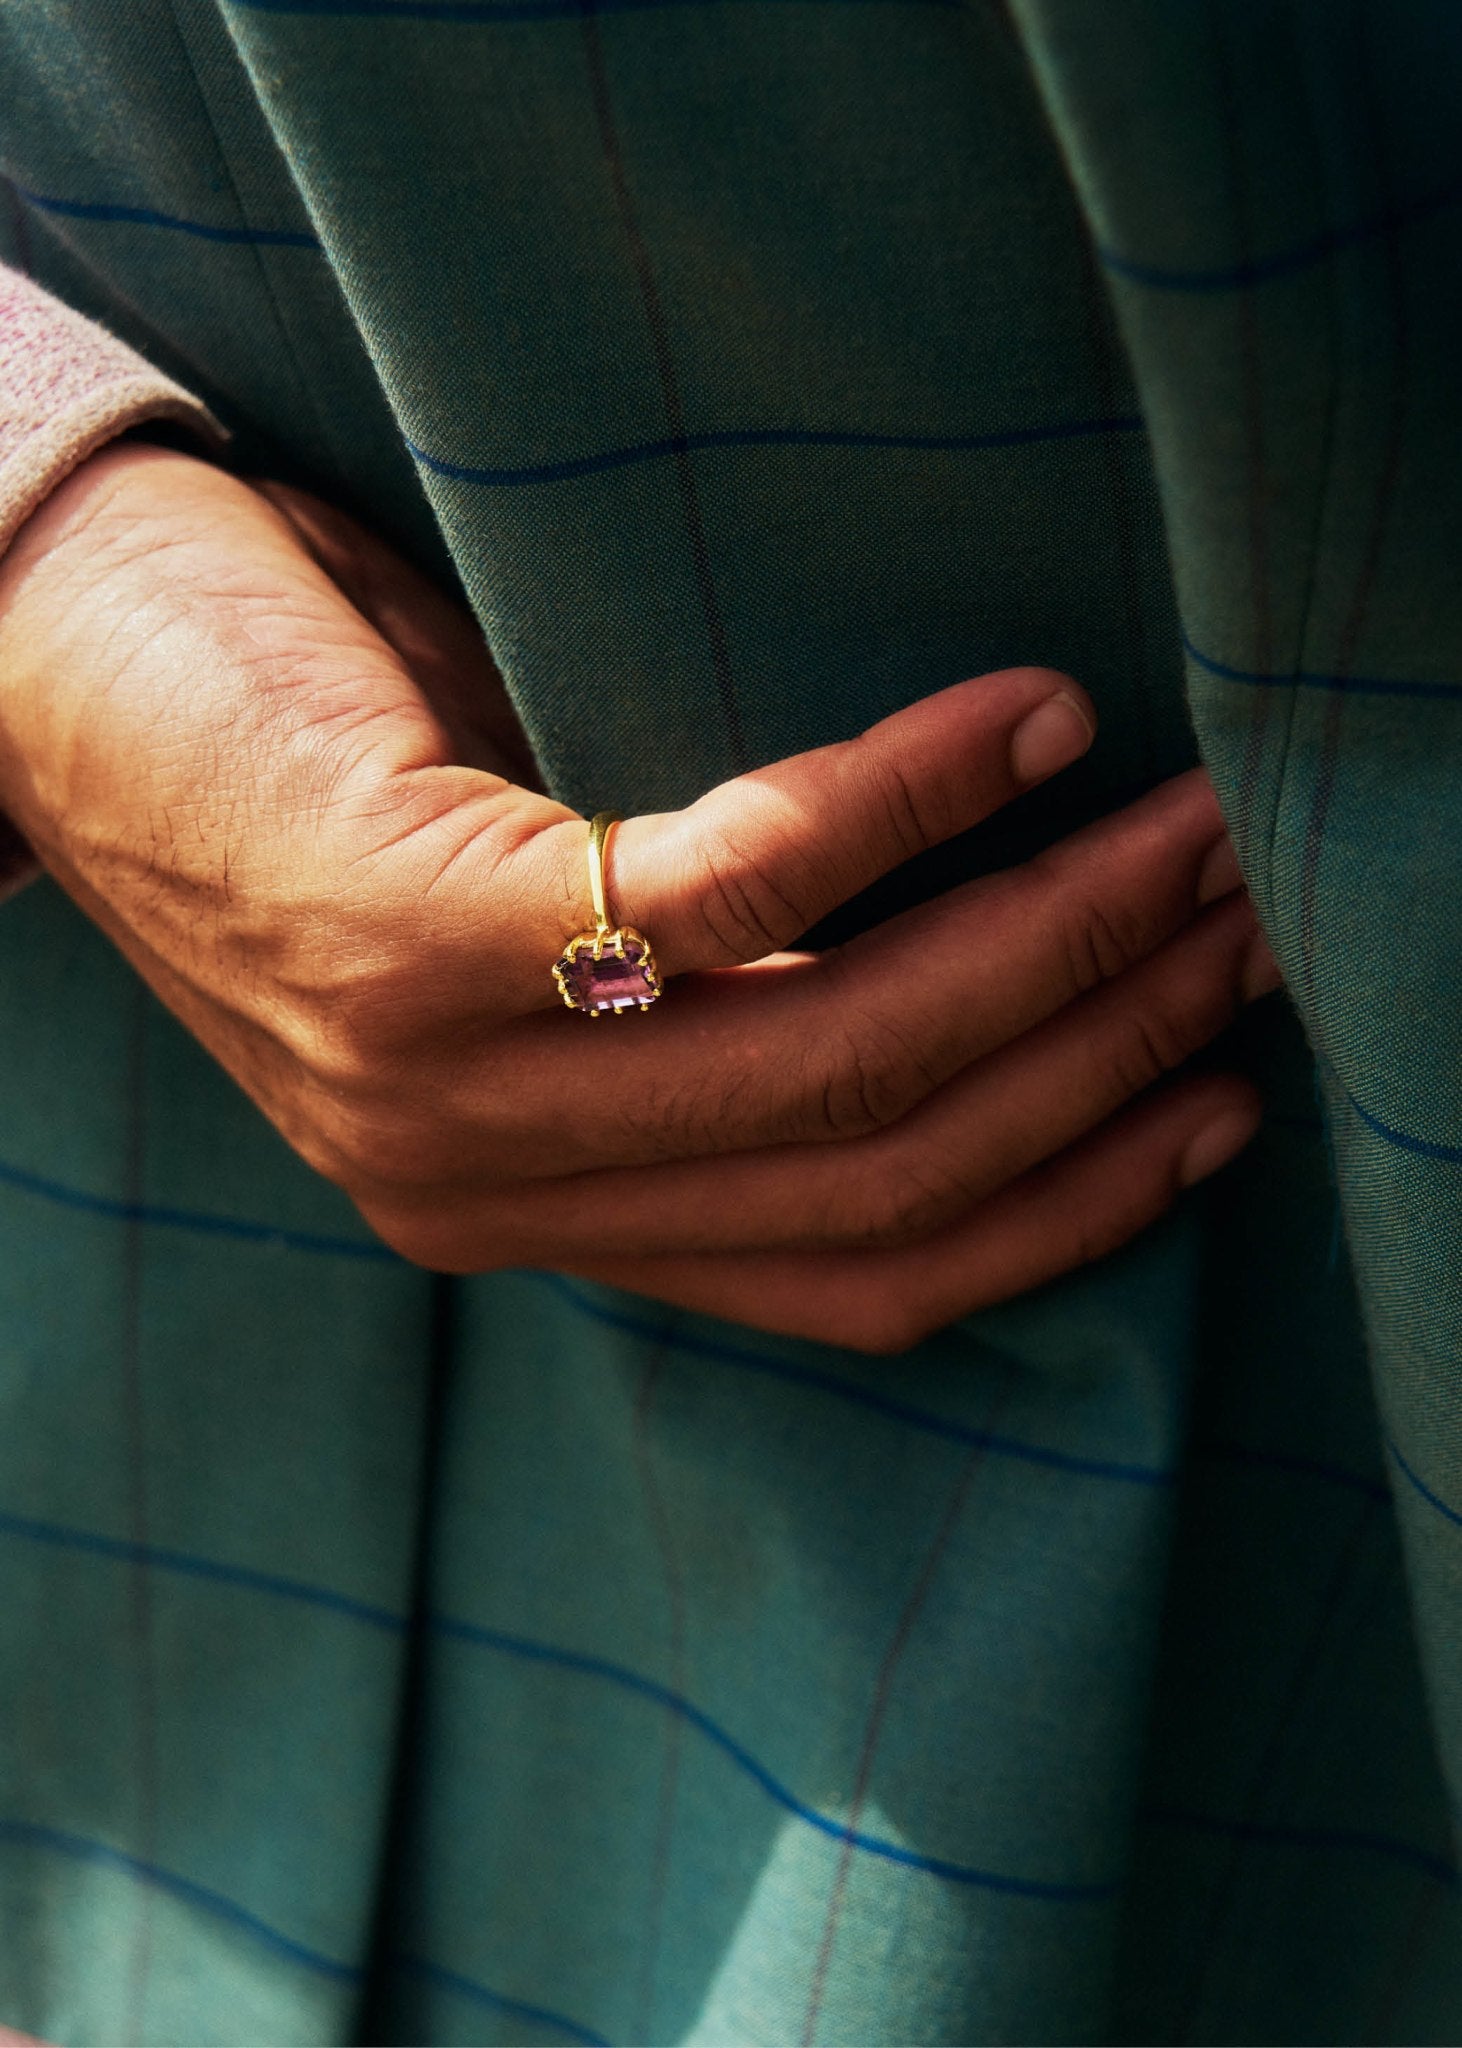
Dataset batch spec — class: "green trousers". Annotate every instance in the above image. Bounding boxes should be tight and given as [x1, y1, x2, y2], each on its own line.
[1, 1, 1461, 2039]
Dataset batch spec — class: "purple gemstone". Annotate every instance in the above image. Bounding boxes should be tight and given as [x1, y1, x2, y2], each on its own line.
[558, 935, 659, 1012]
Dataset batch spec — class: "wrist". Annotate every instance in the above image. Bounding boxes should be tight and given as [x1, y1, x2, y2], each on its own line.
[0, 444, 230, 857]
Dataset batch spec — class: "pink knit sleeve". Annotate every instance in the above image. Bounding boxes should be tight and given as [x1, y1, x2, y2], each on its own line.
[0, 264, 225, 898]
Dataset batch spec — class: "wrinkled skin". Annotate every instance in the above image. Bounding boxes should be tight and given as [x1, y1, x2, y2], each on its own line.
[0, 444, 1277, 1352]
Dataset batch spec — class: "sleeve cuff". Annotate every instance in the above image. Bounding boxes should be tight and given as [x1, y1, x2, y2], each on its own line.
[0, 266, 226, 556]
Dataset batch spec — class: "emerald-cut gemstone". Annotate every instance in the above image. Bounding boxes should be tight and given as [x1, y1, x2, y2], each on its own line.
[557, 933, 659, 1013]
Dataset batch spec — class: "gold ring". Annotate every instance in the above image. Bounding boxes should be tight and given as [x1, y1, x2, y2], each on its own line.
[552, 812, 663, 1016]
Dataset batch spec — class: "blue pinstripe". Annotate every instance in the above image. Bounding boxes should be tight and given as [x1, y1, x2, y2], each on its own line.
[0, 1819, 361, 1981]
[1142, 1808, 1457, 1890]
[0, 1823, 604, 2042]
[393, 1958, 610, 2045]
[224, 0, 964, 19]
[535, 1277, 1174, 1485]
[407, 415, 1145, 486]
[1098, 174, 1462, 293]
[1387, 1438, 1462, 1531]
[0, 1500, 1114, 1900]
[7, 1494, 1451, 1919]
[1182, 627, 1462, 703]
[9, 183, 319, 248]
[0, 1154, 393, 1260]
[0, 1506, 405, 1631]
[432, 1610, 1117, 1901]
[2, 10, 1457, 2021]
[1193, 1440, 1388, 1505]
[0, 1152, 1397, 1505]
[1343, 1089, 1462, 1164]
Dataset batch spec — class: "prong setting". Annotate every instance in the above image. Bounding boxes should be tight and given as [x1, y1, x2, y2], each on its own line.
[552, 926, 662, 1014]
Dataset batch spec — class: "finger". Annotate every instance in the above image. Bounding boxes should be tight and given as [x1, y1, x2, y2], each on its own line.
[361, 890, 1274, 1266]
[369, 768, 1244, 1182]
[652, 889, 1274, 1251]
[362, 667, 1095, 1018]
[550, 1071, 1263, 1352]
[572, 667, 1098, 976]
[582, 767, 1240, 1158]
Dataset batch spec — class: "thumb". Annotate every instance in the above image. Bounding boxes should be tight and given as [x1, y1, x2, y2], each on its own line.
[608, 667, 1094, 971]
[387, 667, 1094, 1017]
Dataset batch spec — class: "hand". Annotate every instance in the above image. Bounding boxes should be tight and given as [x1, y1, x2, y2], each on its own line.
[0, 445, 1275, 1352]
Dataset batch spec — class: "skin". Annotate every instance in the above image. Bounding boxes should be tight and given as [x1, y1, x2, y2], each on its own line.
[0, 443, 1278, 1352]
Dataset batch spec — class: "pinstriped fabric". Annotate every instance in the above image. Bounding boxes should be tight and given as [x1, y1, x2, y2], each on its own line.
[1, 0, 1461, 2040]
[1019, 6, 1462, 2042]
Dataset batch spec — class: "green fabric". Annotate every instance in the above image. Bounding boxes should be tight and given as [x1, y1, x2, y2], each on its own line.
[1, 1, 1460, 2040]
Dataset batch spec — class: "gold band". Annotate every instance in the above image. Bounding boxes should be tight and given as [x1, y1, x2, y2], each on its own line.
[551, 812, 663, 1015]
[587, 810, 618, 935]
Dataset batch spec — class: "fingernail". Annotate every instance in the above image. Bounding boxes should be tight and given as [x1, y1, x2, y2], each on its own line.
[1009, 691, 1095, 786]
[1241, 930, 1283, 1001]
[1179, 1106, 1261, 1189]
[1196, 835, 1243, 904]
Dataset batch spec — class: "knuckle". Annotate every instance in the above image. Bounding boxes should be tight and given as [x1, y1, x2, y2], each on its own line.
[332, 960, 424, 1058]
[641, 1063, 767, 1157]
[873, 755, 945, 859]
[693, 834, 813, 961]
[631, 1074, 706, 1158]
[816, 1048, 899, 1138]
[361, 1197, 517, 1275]
[858, 1157, 966, 1246]
[356, 1204, 465, 1272]
[1058, 891, 1145, 994]
[306, 1087, 443, 1193]
[1109, 1001, 1199, 1095]
[812, 1003, 941, 1141]
[270, 1113, 347, 1190]
[844, 1293, 928, 1356]
[274, 944, 434, 1092]
[284, 1014, 372, 1096]
[357, 1206, 447, 1270]
[1067, 1197, 1147, 1275]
